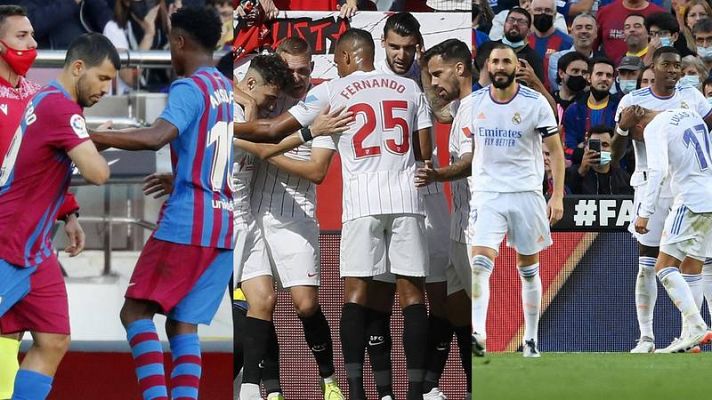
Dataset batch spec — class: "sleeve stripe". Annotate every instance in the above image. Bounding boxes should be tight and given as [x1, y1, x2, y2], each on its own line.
[539, 126, 558, 137]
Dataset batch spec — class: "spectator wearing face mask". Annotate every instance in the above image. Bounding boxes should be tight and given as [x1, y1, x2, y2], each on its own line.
[679, 54, 709, 91]
[497, 7, 546, 82]
[643, 11, 695, 65]
[489, 0, 568, 41]
[527, 0, 573, 60]
[554, 51, 590, 113]
[692, 18, 712, 75]
[595, 0, 664, 65]
[562, 57, 621, 164]
[548, 12, 601, 92]
[615, 55, 644, 94]
[680, 0, 712, 55]
[565, 125, 634, 195]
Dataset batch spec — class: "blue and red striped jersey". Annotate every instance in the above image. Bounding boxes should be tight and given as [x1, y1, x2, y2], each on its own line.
[0, 81, 89, 267]
[153, 67, 235, 249]
[529, 29, 573, 89]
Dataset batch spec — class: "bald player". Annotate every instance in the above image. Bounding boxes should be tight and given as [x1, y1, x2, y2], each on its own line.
[236, 28, 433, 400]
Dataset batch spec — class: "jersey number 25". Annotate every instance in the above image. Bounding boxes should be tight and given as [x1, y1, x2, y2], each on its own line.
[349, 100, 410, 159]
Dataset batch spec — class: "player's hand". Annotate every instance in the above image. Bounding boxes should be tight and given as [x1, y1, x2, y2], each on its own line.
[97, 120, 113, 131]
[63, 213, 85, 257]
[547, 195, 564, 226]
[634, 216, 650, 234]
[415, 160, 439, 187]
[515, 59, 538, 87]
[618, 105, 643, 131]
[309, 106, 354, 137]
[143, 173, 174, 198]
[578, 149, 600, 176]
[337, 1, 358, 18]
[234, 84, 258, 121]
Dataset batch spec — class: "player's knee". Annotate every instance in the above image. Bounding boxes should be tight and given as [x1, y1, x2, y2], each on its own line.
[36, 335, 70, 357]
[293, 299, 318, 318]
[251, 292, 278, 315]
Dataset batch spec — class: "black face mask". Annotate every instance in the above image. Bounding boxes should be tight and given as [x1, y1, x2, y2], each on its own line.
[533, 14, 554, 32]
[130, 0, 157, 21]
[565, 75, 587, 92]
[590, 87, 610, 101]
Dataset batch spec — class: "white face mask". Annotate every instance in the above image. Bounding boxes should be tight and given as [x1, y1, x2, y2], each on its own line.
[599, 151, 612, 166]
[698, 46, 712, 61]
[660, 36, 673, 47]
[680, 75, 700, 88]
[706, 96, 712, 105]
[619, 79, 637, 94]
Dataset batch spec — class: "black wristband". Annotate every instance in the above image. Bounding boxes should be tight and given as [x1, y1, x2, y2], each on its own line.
[61, 212, 79, 222]
[300, 127, 313, 143]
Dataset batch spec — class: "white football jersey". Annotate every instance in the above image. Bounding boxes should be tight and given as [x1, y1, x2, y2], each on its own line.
[469, 85, 558, 193]
[448, 94, 473, 243]
[640, 109, 712, 216]
[250, 91, 331, 219]
[233, 104, 256, 227]
[288, 70, 433, 222]
[615, 85, 712, 195]
[375, 58, 444, 196]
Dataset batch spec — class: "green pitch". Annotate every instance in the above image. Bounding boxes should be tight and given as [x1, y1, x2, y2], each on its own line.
[474, 352, 712, 400]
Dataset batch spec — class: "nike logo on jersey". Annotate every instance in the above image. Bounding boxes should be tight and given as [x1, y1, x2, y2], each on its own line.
[0, 104, 7, 115]
[307, 272, 318, 278]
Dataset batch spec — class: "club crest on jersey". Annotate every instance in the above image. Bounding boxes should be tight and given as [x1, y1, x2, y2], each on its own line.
[512, 112, 522, 125]
[70, 114, 89, 139]
[680, 101, 689, 109]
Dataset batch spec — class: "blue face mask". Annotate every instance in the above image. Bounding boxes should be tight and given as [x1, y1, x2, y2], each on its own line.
[660, 36, 673, 47]
[619, 79, 637, 94]
[698, 46, 712, 61]
[707, 97, 712, 105]
[599, 151, 612, 166]
[680, 75, 700, 88]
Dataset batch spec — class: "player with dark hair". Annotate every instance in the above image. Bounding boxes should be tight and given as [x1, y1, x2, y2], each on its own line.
[91, 7, 234, 400]
[0, 32, 116, 400]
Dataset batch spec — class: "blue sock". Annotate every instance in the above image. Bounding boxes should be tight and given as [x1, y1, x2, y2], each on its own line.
[169, 333, 202, 400]
[11, 369, 52, 400]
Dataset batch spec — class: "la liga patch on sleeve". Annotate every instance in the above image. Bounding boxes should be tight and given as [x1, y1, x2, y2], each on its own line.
[70, 114, 89, 139]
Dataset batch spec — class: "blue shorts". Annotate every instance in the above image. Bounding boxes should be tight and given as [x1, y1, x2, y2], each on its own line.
[0, 259, 36, 318]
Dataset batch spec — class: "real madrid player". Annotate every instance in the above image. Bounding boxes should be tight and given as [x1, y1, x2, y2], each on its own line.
[470, 43, 566, 358]
[611, 46, 712, 353]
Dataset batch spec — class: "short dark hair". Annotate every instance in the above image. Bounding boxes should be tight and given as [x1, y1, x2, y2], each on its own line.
[247, 54, 292, 90]
[703, 76, 712, 89]
[557, 51, 590, 84]
[645, 11, 680, 34]
[0, 5, 26, 35]
[423, 39, 473, 75]
[64, 33, 120, 70]
[507, 7, 532, 27]
[652, 46, 680, 62]
[489, 41, 517, 59]
[588, 124, 613, 138]
[383, 12, 421, 41]
[276, 37, 312, 57]
[589, 56, 615, 74]
[636, 64, 653, 88]
[475, 40, 497, 71]
[170, 6, 222, 51]
[693, 18, 712, 36]
[336, 28, 375, 55]
[624, 13, 646, 24]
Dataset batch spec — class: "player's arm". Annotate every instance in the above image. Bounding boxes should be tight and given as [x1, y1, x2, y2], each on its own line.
[267, 147, 336, 184]
[235, 134, 305, 160]
[415, 152, 472, 187]
[413, 128, 433, 162]
[638, 128, 668, 220]
[91, 119, 179, 151]
[543, 129, 565, 225]
[67, 141, 110, 185]
[611, 100, 631, 163]
[236, 105, 353, 143]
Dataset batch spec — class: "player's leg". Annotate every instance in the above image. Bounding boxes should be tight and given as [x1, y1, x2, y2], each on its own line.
[680, 260, 704, 339]
[233, 291, 247, 399]
[164, 248, 233, 400]
[389, 214, 430, 400]
[516, 252, 542, 358]
[446, 240, 472, 397]
[703, 259, 712, 322]
[632, 243, 659, 353]
[12, 332, 69, 400]
[0, 334, 20, 400]
[364, 280, 395, 400]
[339, 216, 387, 400]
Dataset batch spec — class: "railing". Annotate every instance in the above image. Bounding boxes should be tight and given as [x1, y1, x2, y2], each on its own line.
[35, 49, 228, 68]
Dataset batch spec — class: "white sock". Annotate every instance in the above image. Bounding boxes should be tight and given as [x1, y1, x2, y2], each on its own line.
[703, 260, 712, 322]
[518, 263, 542, 343]
[658, 267, 707, 333]
[240, 383, 262, 398]
[234, 368, 243, 400]
[472, 255, 494, 339]
[681, 273, 702, 338]
[635, 257, 657, 339]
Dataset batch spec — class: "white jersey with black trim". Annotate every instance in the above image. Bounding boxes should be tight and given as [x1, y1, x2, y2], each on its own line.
[233, 104, 256, 228]
[615, 85, 712, 197]
[250, 91, 331, 219]
[288, 70, 433, 222]
[448, 94, 473, 243]
[639, 109, 712, 217]
[469, 85, 558, 193]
